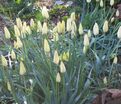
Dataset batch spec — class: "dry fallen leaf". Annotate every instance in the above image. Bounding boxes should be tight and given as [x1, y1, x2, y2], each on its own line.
[92, 89, 121, 104]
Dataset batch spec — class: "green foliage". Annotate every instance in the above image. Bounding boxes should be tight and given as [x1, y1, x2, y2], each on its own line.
[0, 0, 121, 104]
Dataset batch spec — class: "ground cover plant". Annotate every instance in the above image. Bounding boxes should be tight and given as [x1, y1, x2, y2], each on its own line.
[1, 0, 121, 104]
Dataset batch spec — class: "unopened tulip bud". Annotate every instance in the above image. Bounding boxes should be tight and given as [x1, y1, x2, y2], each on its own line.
[100, 0, 103, 7]
[53, 50, 59, 65]
[61, 20, 65, 33]
[60, 61, 66, 73]
[84, 34, 89, 46]
[42, 6, 49, 19]
[117, 26, 121, 39]
[86, 0, 91, 3]
[96, 0, 99, 2]
[116, 10, 120, 17]
[30, 18, 35, 29]
[14, 25, 21, 37]
[7, 81, 11, 91]
[26, 26, 31, 35]
[1, 55, 7, 67]
[93, 22, 99, 35]
[42, 22, 48, 35]
[103, 20, 109, 33]
[103, 77, 107, 85]
[37, 21, 42, 32]
[78, 23, 83, 35]
[44, 39, 50, 53]
[4, 26, 11, 39]
[11, 50, 16, 60]
[14, 37, 23, 49]
[66, 18, 72, 32]
[113, 56, 118, 64]
[19, 61, 26, 75]
[56, 72, 61, 83]
[110, 0, 114, 6]
[111, 17, 115, 23]
[16, 18, 22, 30]
[57, 21, 62, 34]
[70, 12, 75, 21]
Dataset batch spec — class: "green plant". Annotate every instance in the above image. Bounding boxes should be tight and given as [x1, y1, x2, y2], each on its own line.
[0, 1, 121, 104]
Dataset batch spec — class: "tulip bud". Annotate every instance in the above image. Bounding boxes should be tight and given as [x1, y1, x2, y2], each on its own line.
[56, 72, 61, 83]
[111, 17, 115, 23]
[103, 77, 107, 85]
[88, 30, 91, 38]
[14, 37, 23, 49]
[110, 0, 114, 6]
[93, 22, 99, 35]
[16, 18, 22, 30]
[37, 21, 42, 32]
[70, 12, 75, 21]
[30, 18, 35, 29]
[60, 51, 69, 61]
[42, 6, 49, 19]
[4, 26, 11, 39]
[53, 33, 59, 41]
[78, 23, 83, 35]
[21, 22, 27, 35]
[66, 18, 72, 32]
[53, 50, 59, 65]
[44, 39, 50, 53]
[86, 0, 91, 3]
[11, 50, 16, 60]
[7, 81, 11, 91]
[113, 56, 118, 64]
[103, 20, 109, 33]
[42, 22, 48, 35]
[84, 34, 89, 47]
[100, 0, 103, 7]
[116, 10, 120, 17]
[14, 25, 21, 37]
[61, 20, 65, 33]
[57, 21, 62, 34]
[96, 0, 99, 2]
[117, 26, 121, 39]
[26, 26, 31, 35]
[19, 61, 26, 75]
[1, 55, 7, 67]
[60, 61, 66, 73]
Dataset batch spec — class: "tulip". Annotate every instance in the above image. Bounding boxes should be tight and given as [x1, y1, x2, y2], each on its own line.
[44, 39, 50, 53]
[84, 34, 89, 47]
[42, 6, 49, 19]
[4, 26, 11, 39]
[1, 55, 7, 67]
[103, 20, 109, 33]
[100, 0, 103, 7]
[42, 22, 48, 35]
[53, 50, 59, 65]
[60, 61, 66, 73]
[78, 23, 83, 35]
[110, 0, 114, 6]
[19, 61, 26, 75]
[117, 26, 121, 39]
[56, 72, 61, 83]
[93, 22, 99, 35]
